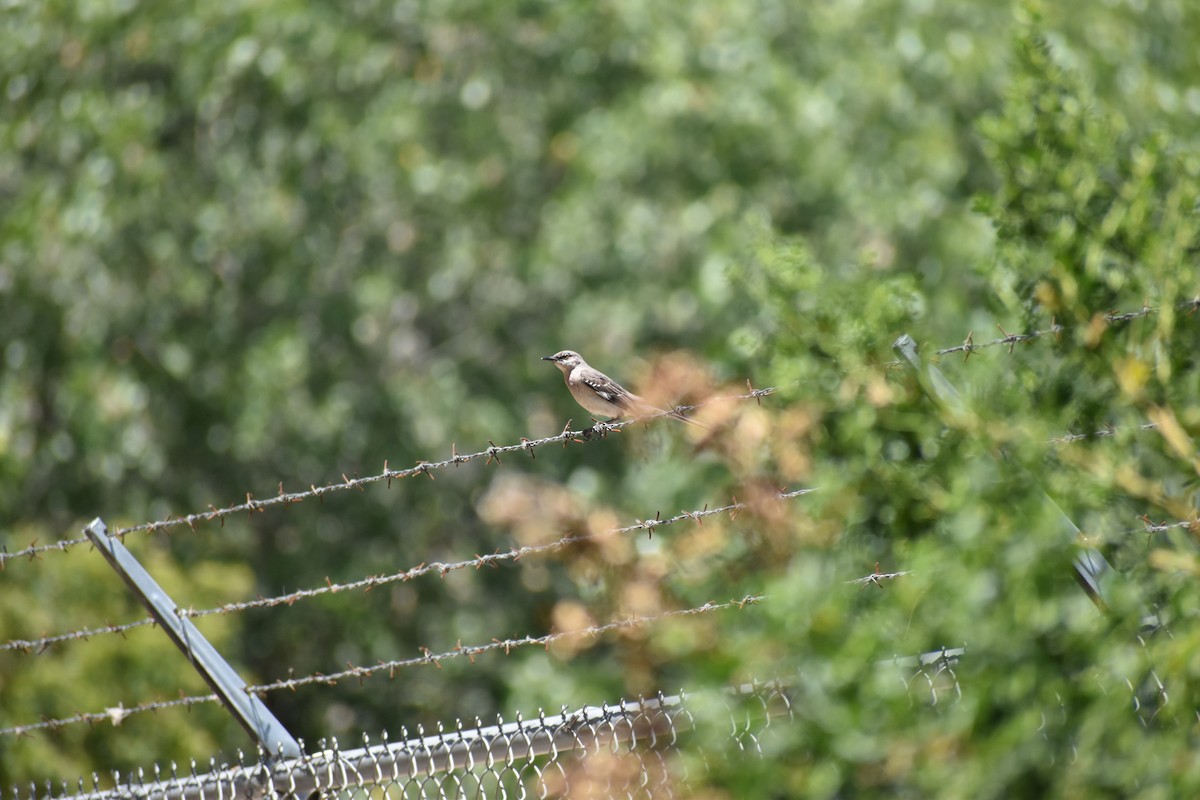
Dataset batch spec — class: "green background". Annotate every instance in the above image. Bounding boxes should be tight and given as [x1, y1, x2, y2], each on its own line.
[3, 0, 1199, 795]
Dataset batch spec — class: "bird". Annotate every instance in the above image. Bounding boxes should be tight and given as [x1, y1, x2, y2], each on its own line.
[541, 350, 703, 427]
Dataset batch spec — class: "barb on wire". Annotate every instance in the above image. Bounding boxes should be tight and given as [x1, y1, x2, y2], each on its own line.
[848, 564, 911, 588]
[936, 320, 1065, 359]
[1, 618, 158, 654]
[1129, 518, 1199, 536]
[0, 536, 86, 569]
[3, 489, 814, 654]
[0, 389, 776, 568]
[0, 596, 763, 738]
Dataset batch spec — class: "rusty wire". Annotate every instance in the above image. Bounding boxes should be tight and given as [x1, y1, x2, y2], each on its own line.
[0, 389, 775, 568]
[2, 489, 813, 655]
[0, 595, 762, 739]
[1, 618, 160, 654]
[247, 595, 764, 695]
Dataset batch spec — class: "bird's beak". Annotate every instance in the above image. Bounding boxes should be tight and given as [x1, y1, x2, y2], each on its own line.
[541, 355, 555, 361]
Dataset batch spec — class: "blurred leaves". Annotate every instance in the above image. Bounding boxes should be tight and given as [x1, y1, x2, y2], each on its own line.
[2, 0, 1200, 795]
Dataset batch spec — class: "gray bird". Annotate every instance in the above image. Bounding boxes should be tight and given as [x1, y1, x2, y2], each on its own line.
[541, 350, 703, 427]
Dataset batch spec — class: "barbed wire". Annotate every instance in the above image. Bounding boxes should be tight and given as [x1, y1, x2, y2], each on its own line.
[7, 463, 1179, 656]
[886, 298, 1200, 366]
[0, 566, 936, 743]
[0, 389, 776, 568]
[2, 489, 815, 655]
[0, 596, 762, 739]
[1049, 423, 1160, 445]
[1128, 517, 1199, 536]
[1, 618, 159, 654]
[841, 511, 1200, 584]
[1066, 515, 1200, 550]
[848, 565, 911, 588]
[1, 370, 1184, 655]
[0, 694, 218, 739]
[247, 595, 765, 695]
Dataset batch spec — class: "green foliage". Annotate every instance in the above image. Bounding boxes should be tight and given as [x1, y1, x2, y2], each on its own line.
[699, 20, 1200, 797]
[2, 0, 1199, 795]
[975, 33, 1200, 329]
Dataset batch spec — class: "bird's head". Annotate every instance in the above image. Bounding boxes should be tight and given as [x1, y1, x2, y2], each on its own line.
[541, 350, 585, 372]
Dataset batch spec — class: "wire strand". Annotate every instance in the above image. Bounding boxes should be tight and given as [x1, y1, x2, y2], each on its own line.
[1128, 518, 1199, 536]
[0, 694, 218, 739]
[1048, 422, 1160, 445]
[247, 595, 765, 695]
[1, 618, 159, 654]
[0, 596, 762, 738]
[2, 489, 814, 654]
[0, 389, 776, 567]
[848, 568, 911, 587]
[886, 298, 1200, 366]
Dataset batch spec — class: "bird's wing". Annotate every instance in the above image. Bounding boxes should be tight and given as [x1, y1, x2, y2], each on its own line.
[577, 367, 639, 411]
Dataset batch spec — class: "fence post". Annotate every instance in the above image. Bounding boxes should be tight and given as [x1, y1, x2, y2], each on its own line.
[84, 518, 302, 758]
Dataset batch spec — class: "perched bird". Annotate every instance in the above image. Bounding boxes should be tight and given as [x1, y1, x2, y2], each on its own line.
[541, 350, 703, 427]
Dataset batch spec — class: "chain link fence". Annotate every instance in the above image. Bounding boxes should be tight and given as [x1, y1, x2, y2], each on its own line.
[11, 634, 1180, 800]
[18, 653, 994, 800]
[22, 682, 783, 800]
